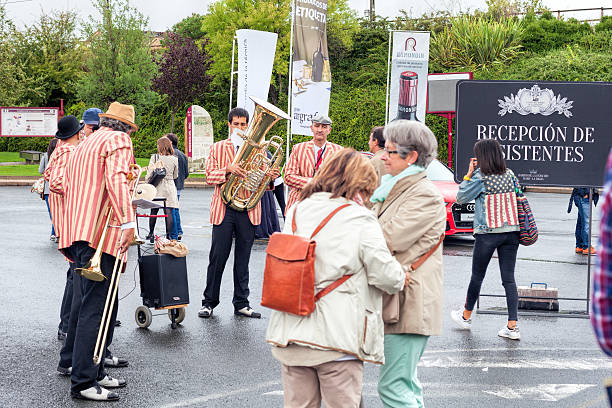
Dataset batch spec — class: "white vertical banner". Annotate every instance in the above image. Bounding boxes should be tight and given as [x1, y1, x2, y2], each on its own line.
[290, 0, 331, 136]
[387, 31, 430, 123]
[236, 29, 278, 118]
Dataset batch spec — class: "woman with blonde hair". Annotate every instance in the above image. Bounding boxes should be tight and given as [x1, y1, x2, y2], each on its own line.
[266, 148, 407, 407]
[145, 136, 178, 240]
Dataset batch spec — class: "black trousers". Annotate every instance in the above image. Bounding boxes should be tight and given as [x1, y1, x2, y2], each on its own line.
[203, 205, 255, 310]
[465, 232, 520, 321]
[66, 241, 118, 393]
[273, 183, 286, 218]
[58, 262, 74, 333]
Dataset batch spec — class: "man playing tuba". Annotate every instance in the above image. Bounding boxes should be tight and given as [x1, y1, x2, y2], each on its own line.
[198, 107, 279, 319]
[59, 102, 137, 401]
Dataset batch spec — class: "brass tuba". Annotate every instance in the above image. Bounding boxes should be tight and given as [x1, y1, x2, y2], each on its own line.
[221, 96, 290, 211]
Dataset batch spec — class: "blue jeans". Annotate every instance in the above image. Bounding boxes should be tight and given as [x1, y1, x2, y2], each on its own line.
[574, 195, 591, 249]
[44, 194, 55, 236]
[170, 190, 182, 240]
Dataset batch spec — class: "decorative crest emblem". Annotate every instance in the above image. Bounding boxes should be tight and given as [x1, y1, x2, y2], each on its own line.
[498, 85, 573, 118]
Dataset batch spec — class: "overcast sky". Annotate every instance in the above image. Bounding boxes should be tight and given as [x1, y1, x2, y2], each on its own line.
[2, 0, 610, 31]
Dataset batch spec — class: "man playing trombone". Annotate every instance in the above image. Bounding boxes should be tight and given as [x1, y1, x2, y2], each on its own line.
[59, 102, 137, 401]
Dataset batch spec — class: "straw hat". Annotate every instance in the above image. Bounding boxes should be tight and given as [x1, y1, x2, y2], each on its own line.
[99, 102, 138, 131]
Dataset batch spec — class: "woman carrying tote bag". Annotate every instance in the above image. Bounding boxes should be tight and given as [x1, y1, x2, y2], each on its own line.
[145, 137, 178, 240]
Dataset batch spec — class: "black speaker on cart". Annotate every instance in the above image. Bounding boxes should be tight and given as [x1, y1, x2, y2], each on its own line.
[138, 254, 189, 309]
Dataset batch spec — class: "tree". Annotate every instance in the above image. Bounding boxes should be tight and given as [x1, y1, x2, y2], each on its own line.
[13, 10, 84, 107]
[172, 13, 206, 40]
[0, 5, 42, 106]
[152, 32, 213, 132]
[77, 0, 158, 111]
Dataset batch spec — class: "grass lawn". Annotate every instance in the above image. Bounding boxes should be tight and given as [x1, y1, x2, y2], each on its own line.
[0, 152, 206, 178]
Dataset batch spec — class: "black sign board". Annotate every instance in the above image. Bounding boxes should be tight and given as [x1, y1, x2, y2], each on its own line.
[455, 80, 612, 187]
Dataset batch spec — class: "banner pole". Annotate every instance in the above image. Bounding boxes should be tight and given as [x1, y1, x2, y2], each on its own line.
[286, 0, 295, 167]
[385, 30, 393, 125]
[586, 189, 593, 314]
[229, 35, 237, 136]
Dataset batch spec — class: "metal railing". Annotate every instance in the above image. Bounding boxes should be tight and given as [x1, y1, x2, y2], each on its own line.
[513, 7, 612, 23]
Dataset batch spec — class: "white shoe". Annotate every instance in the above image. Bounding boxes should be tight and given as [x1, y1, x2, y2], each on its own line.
[450, 309, 472, 330]
[498, 325, 520, 340]
[198, 305, 213, 318]
[98, 374, 127, 388]
[72, 385, 119, 401]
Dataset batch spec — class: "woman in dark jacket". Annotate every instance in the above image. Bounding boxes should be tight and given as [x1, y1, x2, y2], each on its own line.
[452, 139, 521, 340]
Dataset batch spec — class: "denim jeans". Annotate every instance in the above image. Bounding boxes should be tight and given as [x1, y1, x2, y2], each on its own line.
[465, 232, 520, 321]
[574, 195, 591, 249]
[44, 194, 55, 236]
[170, 190, 182, 239]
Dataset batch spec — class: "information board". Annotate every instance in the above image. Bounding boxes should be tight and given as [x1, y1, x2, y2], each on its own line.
[0, 107, 59, 137]
[455, 80, 612, 187]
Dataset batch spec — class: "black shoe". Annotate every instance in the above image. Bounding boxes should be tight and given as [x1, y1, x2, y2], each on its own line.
[234, 307, 261, 318]
[57, 330, 67, 341]
[146, 234, 154, 243]
[114, 320, 121, 327]
[98, 374, 127, 388]
[198, 305, 213, 318]
[71, 385, 119, 401]
[177, 234, 182, 241]
[104, 356, 129, 368]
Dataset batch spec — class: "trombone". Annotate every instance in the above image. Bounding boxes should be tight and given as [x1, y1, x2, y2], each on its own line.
[80, 163, 147, 365]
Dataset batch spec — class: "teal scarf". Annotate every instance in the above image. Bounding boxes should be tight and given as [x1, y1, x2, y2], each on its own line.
[370, 165, 425, 203]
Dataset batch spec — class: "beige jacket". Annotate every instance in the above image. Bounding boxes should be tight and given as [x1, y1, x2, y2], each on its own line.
[266, 193, 405, 364]
[146, 154, 179, 208]
[373, 171, 446, 336]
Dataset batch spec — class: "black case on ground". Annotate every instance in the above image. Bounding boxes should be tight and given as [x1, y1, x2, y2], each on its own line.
[138, 253, 189, 309]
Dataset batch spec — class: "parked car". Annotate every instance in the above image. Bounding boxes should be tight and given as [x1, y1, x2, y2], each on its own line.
[426, 160, 474, 236]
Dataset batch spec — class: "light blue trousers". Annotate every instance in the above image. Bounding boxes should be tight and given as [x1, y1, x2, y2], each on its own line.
[378, 333, 429, 408]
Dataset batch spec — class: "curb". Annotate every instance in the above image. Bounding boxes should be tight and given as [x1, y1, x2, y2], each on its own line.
[0, 176, 572, 193]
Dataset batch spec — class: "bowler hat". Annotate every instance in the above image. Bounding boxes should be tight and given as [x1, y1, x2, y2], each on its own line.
[311, 114, 332, 125]
[82, 108, 103, 125]
[55, 115, 84, 140]
[99, 102, 138, 131]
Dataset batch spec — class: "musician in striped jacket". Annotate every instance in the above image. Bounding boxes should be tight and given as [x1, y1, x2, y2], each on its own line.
[452, 139, 522, 340]
[199, 107, 278, 320]
[44, 116, 82, 343]
[58, 102, 137, 401]
[284, 114, 342, 214]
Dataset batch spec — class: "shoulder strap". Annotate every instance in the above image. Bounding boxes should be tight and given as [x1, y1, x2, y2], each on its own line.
[411, 234, 445, 271]
[292, 202, 351, 237]
[315, 274, 351, 301]
[310, 203, 351, 239]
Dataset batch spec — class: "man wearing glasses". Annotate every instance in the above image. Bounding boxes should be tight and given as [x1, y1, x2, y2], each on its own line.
[284, 114, 342, 214]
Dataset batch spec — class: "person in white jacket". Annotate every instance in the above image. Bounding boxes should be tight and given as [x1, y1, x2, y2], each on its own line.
[266, 148, 408, 408]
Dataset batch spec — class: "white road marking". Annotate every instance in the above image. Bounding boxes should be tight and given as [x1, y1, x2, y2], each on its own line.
[483, 384, 596, 401]
[419, 355, 612, 370]
[160, 380, 280, 408]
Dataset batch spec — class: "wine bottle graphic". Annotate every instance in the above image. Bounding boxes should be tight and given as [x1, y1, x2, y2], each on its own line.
[311, 37, 324, 82]
[397, 71, 419, 121]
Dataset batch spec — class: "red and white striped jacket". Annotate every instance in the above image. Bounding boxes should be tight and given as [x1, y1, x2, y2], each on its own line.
[284, 140, 343, 214]
[205, 138, 261, 226]
[59, 127, 136, 256]
[43, 141, 76, 242]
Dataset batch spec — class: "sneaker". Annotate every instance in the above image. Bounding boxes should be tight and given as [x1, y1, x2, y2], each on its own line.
[177, 234, 182, 241]
[97, 374, 127, 388]
[575, 247, 583, 254]
[104, 356, 129, 368]
[450, 309, 472, 330]
[582, 247, 596, 255]
[50, 234, 56, 241]
[198, 305, 213, 318]
[498, 325, 521, 340]
[72, 385, 119, 401]
[234, 306, 261, 319]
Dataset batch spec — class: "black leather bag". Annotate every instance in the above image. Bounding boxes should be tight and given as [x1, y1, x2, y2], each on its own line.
[148, 155, 166, 187]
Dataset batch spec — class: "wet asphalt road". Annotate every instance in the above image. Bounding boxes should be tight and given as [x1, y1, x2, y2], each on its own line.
[0, 186, 610, 408]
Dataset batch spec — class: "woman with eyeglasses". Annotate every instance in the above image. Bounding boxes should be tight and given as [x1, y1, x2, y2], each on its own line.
[371, 120, 446, 408]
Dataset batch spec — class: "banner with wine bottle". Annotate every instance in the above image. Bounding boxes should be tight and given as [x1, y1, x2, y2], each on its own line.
[290, 0, 331, 136]
[386, 31, 430, 124]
